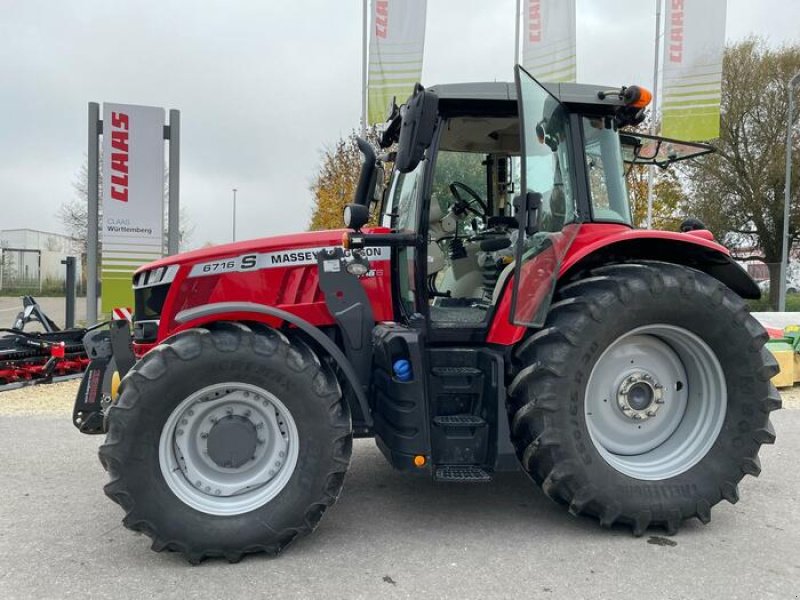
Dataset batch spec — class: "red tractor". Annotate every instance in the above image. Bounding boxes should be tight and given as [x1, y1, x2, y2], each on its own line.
[74, 67, 780, 563]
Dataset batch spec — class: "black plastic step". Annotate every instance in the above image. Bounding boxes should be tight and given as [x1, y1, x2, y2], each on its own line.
[435, 465, 492, 483]
[431, 366, 482, 376]
[433, 415, 487, 428]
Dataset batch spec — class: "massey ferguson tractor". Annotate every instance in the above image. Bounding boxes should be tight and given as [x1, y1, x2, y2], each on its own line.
[73, 67, 780, 563]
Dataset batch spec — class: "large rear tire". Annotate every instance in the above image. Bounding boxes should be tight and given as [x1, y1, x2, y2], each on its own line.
[508, 261, 781, 535]
[98, 322, 352, 563]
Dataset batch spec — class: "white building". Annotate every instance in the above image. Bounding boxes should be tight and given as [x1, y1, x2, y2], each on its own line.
[0, 229, 83, 291]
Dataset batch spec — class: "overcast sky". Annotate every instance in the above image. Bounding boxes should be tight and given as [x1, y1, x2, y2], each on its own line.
[1, 0, 799, 247]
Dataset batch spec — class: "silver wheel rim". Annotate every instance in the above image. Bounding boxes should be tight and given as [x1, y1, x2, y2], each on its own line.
[158, 382, 299, 516]
[584, 325, 726, 481]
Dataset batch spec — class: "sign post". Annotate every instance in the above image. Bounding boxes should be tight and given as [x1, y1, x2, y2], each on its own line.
[86, 102, 180, 322]
[100, 103, 166, 314]
[86, 103, 100, 324]
[167, 109, 181, 256]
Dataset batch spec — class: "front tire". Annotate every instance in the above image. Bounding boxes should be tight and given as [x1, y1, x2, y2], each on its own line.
[98, 322, 352, 563]
[509, 262, 781, 535]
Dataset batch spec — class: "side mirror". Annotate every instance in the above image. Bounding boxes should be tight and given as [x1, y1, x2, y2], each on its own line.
[343, 203, 370, 232]
[395, 84, 439, 174]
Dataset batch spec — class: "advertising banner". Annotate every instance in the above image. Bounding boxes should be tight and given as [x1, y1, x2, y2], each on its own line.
[662, 0, 727, 140]
[101, 103, 165, 313]
[367, 0, 428, 124]
[521, 0, 576, 83]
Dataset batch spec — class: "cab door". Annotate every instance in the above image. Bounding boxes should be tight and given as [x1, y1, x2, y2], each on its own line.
[510, 66, 582, 327]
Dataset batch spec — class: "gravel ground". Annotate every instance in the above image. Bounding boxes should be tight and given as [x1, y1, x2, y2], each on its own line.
[0, 381, 82, 415]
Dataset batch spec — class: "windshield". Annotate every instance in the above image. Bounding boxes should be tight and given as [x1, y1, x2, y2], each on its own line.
[583, 117, 632, 225]
[383, 161, 424, 231]
[523, 106, 576, 232]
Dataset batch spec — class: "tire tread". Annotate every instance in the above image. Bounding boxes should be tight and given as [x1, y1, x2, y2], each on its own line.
[98, 322, 352, 563]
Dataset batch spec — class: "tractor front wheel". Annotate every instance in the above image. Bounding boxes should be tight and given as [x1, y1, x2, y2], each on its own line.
[98, 322, 352, 563]
[509, 261, 781, 535]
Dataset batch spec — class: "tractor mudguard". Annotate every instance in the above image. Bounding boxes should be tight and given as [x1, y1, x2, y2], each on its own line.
[173, 302, 372, 427]
[558, 227, 759, 299]
[488, 224, 760, 346]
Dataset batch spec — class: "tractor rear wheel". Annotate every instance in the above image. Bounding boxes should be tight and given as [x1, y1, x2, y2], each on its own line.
[508, 261, 781, 535]
[98, 322, 352, 563]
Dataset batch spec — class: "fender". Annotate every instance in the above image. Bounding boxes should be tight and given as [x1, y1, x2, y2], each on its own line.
[487, 224, 759, 346]
[174, 301, 372, 428]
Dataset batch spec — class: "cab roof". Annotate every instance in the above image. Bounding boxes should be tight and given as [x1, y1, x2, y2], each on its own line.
[426, 81, 628, 110]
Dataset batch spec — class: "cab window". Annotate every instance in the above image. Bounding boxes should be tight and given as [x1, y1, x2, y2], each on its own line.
[583, 116, 632, 225]
[386, 161, 424, 315]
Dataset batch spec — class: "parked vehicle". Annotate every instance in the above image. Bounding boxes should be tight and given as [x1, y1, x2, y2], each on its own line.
[74, 67, 779, 563]
[0, 296, 91, 391]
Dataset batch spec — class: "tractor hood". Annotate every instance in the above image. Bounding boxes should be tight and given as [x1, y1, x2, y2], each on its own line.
[136, 229, 351, 276]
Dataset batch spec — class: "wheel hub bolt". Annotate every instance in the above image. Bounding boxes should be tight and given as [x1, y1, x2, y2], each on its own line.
[617, 372, 664, 422]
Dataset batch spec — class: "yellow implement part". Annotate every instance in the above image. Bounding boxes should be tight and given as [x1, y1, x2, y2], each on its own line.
[111, 371, 121, 401]
[768, 342, 794, 388]
[794, 353, 800, 383]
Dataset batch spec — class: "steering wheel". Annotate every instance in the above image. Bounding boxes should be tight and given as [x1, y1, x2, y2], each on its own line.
[449, 182, 488, 217]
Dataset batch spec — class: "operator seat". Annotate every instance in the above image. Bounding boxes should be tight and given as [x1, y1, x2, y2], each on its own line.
[492, 260, 515, 305]
[427, 199, 450, 277]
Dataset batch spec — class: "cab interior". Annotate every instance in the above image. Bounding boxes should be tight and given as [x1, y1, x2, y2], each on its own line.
[383, 105, 636, 332]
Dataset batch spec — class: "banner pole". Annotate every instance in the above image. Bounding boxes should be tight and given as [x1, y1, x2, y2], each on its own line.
[780, 72, 800, 312]
[87, 102, 100, 324]
[646, 0, 662, 229]
[361, 0, 368, 136]
[514, 0, 521, 65]
[167, 109, 181, 255]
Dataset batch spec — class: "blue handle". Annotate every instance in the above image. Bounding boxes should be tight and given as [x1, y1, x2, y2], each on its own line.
[393, 359, 412, 382]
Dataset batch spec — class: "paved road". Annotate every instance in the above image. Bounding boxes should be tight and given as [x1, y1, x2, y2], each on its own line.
[0, 408, 797, 600]
[0, 296, 97, 331]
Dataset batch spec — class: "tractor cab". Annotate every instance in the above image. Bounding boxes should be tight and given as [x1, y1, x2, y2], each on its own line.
[336, 68, 720, 478]
[352, 70, 669, 334]
[337, 68, 650, 476]
[349, 71, 713, 338]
